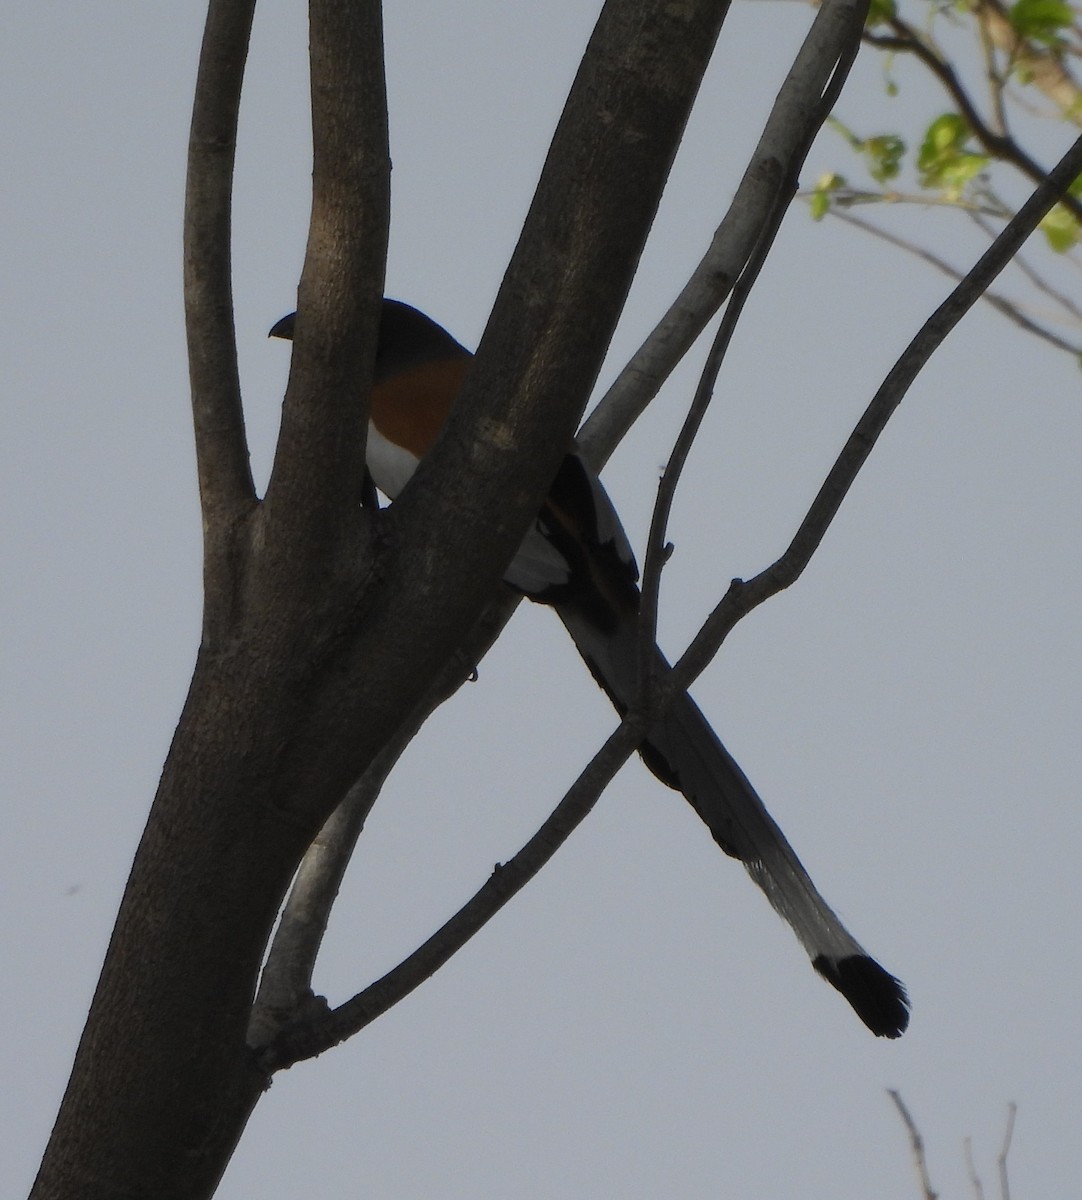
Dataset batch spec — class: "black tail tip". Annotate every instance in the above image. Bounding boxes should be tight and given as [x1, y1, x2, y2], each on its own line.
[813, 953, 910, 1038]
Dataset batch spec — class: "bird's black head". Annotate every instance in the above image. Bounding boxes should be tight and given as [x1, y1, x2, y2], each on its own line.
[269, 299, 470, 381]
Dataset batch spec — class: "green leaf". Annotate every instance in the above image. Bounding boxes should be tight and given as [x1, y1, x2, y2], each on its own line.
[1040, 203, 1081, 252]
[864, 134, 905, 183]
[816, 171, 846, 191]
[918, 113, 969, 169]
[809, 191, 830, 220]
[809, 172, 844, 221]
[939, 153, 990, 195]
[828, 118, 906, 185]
[867, 0, 897, 26]
[1009, 0, 1074, 43]
[917, 114, 988, 194]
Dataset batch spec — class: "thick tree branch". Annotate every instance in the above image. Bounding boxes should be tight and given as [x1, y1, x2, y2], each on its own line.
[578, 0, 870, 469]
[249, 593, 519, 1046]
[36, 6, 743, 1195]
[32, 3, 393, 1196]
[184, 0, 256, 520]
[247, 774, 385, 1046]
[184, 0, 258, 640]
[262, 0, 389, 567]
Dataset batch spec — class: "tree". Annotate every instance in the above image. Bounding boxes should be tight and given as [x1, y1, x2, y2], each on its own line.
[20, 0, 1082, 1197]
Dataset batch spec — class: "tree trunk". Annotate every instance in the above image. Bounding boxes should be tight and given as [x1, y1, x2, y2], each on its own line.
[31, 1, 732, 1195]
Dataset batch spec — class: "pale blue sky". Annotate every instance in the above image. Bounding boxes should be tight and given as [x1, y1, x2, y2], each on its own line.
[4, 2, 1082, 1196]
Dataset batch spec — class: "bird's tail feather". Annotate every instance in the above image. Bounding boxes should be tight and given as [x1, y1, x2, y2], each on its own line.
[556, 604, 909, 1038]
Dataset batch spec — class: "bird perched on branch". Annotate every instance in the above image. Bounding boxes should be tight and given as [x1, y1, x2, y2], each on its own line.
[270, 298, 909, 1038]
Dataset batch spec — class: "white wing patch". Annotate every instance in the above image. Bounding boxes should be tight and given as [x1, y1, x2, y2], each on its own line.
[364, 432, 612, 599]
[366, 419, 419, 500]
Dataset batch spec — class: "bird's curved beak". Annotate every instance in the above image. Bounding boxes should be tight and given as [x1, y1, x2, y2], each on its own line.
[268, 313, 296, 340]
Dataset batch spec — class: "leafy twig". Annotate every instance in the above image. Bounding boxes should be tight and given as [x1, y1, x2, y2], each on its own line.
[865, 17, 1082, 227]
[971, 0, 1082, 129]
[820, 186, 1011, 215]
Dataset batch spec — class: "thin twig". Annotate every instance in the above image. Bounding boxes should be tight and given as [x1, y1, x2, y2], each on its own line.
[184, 0, 257, 526]
[888, 1090, 938, 1200]
[635, 15, 865, 690]
[965, 1136, 987, 1200]
[998, 1102, 1017, 1200]
[822, 187, 1011, 215]
[820, 203, 1082, 355]
[975, 3, 1009, 137]
[969, 208, 1082, 321]
[639, 169, 810, 667]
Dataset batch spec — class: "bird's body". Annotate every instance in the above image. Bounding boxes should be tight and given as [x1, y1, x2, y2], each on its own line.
[271, 299, 909, 1038]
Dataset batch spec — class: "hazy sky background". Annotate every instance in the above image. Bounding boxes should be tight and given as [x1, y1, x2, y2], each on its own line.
[5, 2, 1082, 1196]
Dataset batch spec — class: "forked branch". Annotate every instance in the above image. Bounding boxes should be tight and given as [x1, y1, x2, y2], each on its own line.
[677, 131, 1082, 678]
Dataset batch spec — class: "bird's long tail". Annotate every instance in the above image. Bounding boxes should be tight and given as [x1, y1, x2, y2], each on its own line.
[555, 603, 909, 1038]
